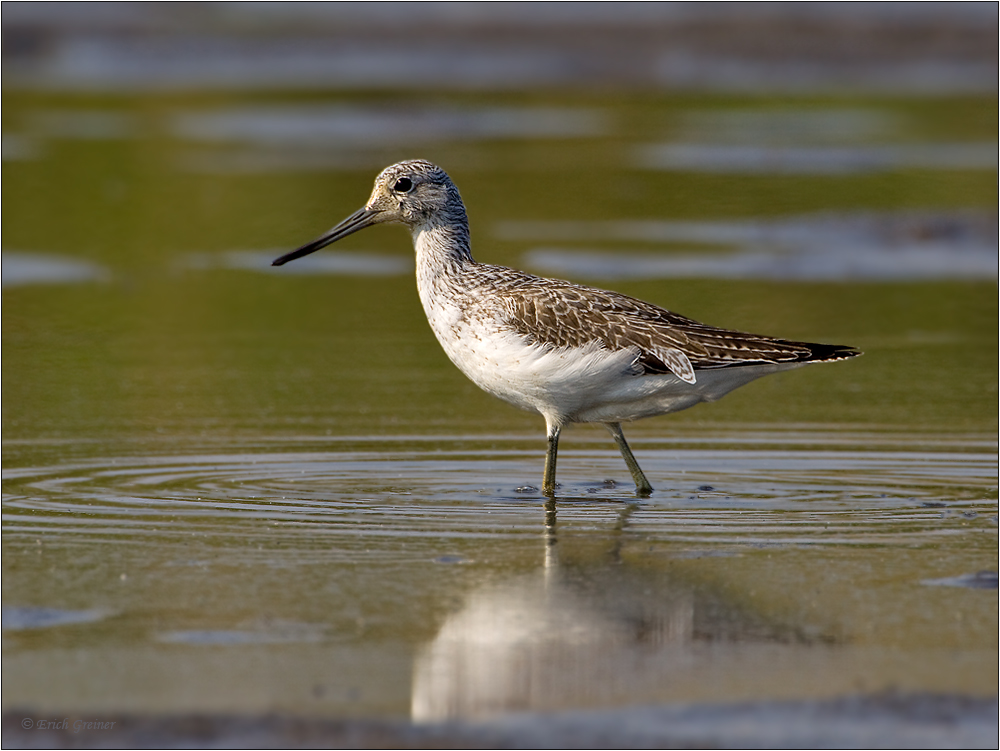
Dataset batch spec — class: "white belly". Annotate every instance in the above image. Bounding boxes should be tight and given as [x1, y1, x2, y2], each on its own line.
[436, 319, 639, 421]
[424, 301, 795, 427]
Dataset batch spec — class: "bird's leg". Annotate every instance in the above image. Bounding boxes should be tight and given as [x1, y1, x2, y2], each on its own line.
[605, 422, 653, 497]
[542, 423, 562, 497]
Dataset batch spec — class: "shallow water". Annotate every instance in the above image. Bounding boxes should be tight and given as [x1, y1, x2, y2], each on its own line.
[2, 5, 997, 733]
[3, 430, 996, 718]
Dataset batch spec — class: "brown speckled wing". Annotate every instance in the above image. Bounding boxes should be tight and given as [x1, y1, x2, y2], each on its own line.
[475, 266, 859, 372]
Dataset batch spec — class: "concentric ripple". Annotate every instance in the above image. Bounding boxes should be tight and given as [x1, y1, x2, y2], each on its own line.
[3, 436, 996, 551]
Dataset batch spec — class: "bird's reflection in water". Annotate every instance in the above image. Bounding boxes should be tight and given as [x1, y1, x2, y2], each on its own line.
[412, 499, 823, 721]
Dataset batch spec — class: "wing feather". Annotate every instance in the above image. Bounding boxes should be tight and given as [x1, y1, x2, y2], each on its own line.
[473, 266, 859, 374]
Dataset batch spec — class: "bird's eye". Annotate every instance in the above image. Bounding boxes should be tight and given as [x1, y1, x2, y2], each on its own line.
[393, 177, 413, 193]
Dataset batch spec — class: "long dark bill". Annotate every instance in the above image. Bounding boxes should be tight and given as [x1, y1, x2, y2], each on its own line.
[272, 207, 382, 266]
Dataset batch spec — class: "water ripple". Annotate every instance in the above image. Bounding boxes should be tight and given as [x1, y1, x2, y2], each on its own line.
[3, 443, 995, 553]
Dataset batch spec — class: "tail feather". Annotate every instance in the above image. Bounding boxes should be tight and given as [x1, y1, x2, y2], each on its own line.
[796, 342, 862, 363]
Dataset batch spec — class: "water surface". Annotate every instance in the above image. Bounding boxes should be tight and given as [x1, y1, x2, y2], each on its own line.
[2, 7, 997, 736]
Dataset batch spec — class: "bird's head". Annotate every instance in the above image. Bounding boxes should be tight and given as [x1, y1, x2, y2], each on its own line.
[272, 159, 464, 267]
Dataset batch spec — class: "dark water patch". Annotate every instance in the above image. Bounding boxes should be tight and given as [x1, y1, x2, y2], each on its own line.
[673, 107, 900, 144]
[2, 606, 110, 631]
[158, 623, 326, 646]
[501, 211, 998, 282]
[523, 244, 996, 282]
[173, 105, 606, 145]
[170, 104, 606, 174]
[922, 571, 998, 590]
[433, 555, 467, 565]
[637, 142, 998, 174]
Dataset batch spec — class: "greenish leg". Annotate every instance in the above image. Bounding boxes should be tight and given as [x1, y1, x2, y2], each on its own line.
[542, 424, 561, 497]
[605, 422, 653, 497]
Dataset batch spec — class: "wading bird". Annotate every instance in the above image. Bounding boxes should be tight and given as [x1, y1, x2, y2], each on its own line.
[273, 160, 859, 497]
